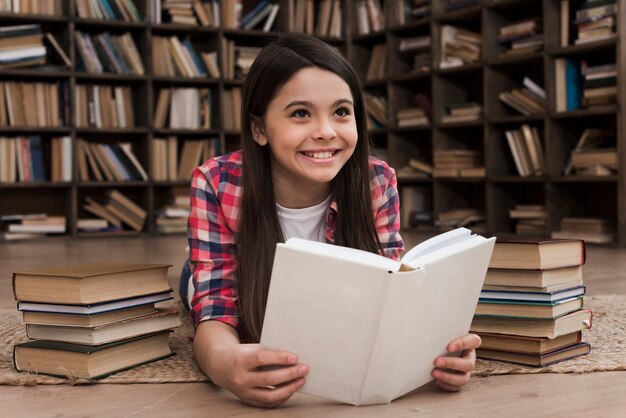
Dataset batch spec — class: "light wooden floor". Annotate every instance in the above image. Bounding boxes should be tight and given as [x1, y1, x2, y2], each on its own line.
[1, 233, 625, 418]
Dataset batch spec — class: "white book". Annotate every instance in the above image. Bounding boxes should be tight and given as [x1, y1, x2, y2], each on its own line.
[61, 136, 72, 182]
[260, 228, 495, 405]
[262, 4, 280, 32]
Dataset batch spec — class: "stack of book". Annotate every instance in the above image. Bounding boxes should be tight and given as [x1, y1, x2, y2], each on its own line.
[433, 150, 484, 178]
[581, 62, 617, 107]
[12, 263, 180, 379]
[1, 214, 66, 241]
[498, 17, 543, 56]
[391, 0, 431, 25]
[0, 136, 71, 183]
[0, 24, 46, 69]
[396, 107, 428, 128]
[162, 0, 197, 25]
[0, 1, 62, 15]
[509, 204, 546, 236]
[152, 0, 220, 27]
[499, 77, 546, 116]
[573, 0, 617, 45]
[398, 35, 431, 74]
[75, 0, 142, 21]
[446, 0, 479, 11]
[505, 124, 546, 177]
[570, 147, 617, 176]
[75, 84, 135, 128]
[82, 189, 147, 233]
[355, 0, 384, 35]
[156, 187, 190, 234]
[1, 81, 70, 127]
[441, 102, 482, 123]
[152, 36, 208, 78]
[436, 208, 485, 232]
[75, 139, 148, 182]
[395, 158, 433, 182]
[552, 217, 617, 244]
[366, 44, 387, 81]
[153, 87, 212, 129]
[75, 31, 144, 75]
[471, 239, 592, 367]
[364, 94, 388, 129]
[563, 128, 615, 176]
[440, 25, 481, 69]
[240, 1, 279, 31]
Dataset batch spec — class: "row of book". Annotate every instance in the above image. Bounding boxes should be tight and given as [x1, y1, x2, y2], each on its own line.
[152, 36, 212, 78]
[82, 189, 147, 232]
[364, 94, 388, 129]
[471, 239, 591, 367]
[0, 81, 69, 127]
[499, 77, 546, 116]
[0, 0, 61, 15]
[366, 44, 387, 81]
[555, 58, 616, 112]
[75, 0, 142, 21]
[75, 84, 135, 129]
[153, 87, 213, 130]
[498, 17, 543, 57]
[292, 0, 342, 37]
[433, 150, 484, 178]
[12, 263, 181, 379]
[505, 124, 546, 177]
[0, 136, 71, 183]
[75, 30, 144, 75]
[1, 214, 67, 240]
[391, 0, 430, 26]
[76, 139, 147, 182]
[151, 137, 219, 181]
[355, 0, 384, 36]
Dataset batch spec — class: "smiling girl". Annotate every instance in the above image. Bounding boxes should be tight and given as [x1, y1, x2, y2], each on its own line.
[183, 33, 481, 408]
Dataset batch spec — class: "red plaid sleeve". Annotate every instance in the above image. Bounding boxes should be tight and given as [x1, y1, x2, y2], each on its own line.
[369, 158, 404, 260]
[188, 152, 243, 329]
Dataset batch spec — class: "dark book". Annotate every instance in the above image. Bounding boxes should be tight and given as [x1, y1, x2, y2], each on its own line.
[446, 0, 479, 11]
[477, 342, 591, 367]
[584, 76, 617, 89]
[28, 136, 46, 182]
[13, 331, 174, 380]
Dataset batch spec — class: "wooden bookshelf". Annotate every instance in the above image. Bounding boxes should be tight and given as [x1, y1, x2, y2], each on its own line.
[1, 0, 625, 246]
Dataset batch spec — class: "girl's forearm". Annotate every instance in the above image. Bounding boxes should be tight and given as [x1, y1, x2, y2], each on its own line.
[193, 320, 240, 379]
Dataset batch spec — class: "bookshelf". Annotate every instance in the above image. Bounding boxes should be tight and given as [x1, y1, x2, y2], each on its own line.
[1, 0, 625, 246]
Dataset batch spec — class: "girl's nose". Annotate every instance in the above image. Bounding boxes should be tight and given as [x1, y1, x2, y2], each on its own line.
[315, 118, 337, 141]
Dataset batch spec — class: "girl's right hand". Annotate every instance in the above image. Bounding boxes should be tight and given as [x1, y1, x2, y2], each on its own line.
[208, 343, 308, 408]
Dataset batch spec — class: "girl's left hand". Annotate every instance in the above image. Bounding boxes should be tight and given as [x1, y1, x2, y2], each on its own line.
[431, 333, 482, 392]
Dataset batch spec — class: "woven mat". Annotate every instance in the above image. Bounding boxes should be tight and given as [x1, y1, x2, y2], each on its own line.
[1, 295, 625, 386]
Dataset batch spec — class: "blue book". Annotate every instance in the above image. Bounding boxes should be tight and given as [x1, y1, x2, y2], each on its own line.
[182, 38, 208, 76]
[566, 58, 582, 111]
[241, 0, 270, 27]
[28, 136, 46, 182]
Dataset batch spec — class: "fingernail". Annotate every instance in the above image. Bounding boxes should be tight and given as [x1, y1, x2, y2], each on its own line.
[297, 379, 305, 388]
[449, 344, 458, 352]
[287, 355, 296, 364]
[299, 365, 308, 376]
[436, 359, 445, 368]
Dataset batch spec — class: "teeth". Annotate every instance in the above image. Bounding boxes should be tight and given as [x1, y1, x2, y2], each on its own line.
[303, 151, 334, 159]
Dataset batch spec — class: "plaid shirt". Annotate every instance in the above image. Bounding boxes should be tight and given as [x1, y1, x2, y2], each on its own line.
[188, 150, 404, 329]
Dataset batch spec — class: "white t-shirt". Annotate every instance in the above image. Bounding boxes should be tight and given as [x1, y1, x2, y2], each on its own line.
[186, 195, 332, 307]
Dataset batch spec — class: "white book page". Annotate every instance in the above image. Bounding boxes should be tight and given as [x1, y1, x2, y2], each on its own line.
[400, 227, 472, 268]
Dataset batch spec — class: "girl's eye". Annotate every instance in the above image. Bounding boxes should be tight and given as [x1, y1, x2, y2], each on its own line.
[292, 109, 309, 118]
[335, 107, 351, 117]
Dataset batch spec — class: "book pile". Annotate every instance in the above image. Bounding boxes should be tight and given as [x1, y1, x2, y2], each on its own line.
[446, 0, 479, 11]
[75, 0, 142, 21]
[0, 80, 70, 127]
[1, 213, 66, 241]
[563, 128, 615, 176]
[75, 85, 135, 128]
[395, 158, 432, 182]
[552, 217, 617, 244]
[0, 136, 71, 183]
[399, 185, 432, 230]
[355, 0, 384, 36]
[573, 0, 617, 45]
[291, 0, 340, 37]
[152, 36, 209, 78]
[240, 1, 279, 31]
[0, 24, 46, 69]
[153, 87, 212, 129]
[396, 107, 428, 128]
[498, 18, 543, 56]
[509, 204, 546, 236]
[436, 208, 485, 232]
[152, 137, 219, 181]
[151, 0, 220, 27]
[441, 102, 482, 123]
[75, 139, 148, 182]
[471, 239, 592, 367]
[398, 35, 431, 74]
[82, 189, 147, 233]
[581, 62, 617, 107]
[499, 77, 546, 115]
[440, 25, 481, 69]
[505, 124, 545, 177]
[156, 187, 190, 234]
[162, 0, 198, 25]
[433, 149, 484, 178]
[12, 263, 181, 380]
[366, 44, 387, 81]
[0, 0, 62, 15]
[75, 31, 144, 75]
[391, 0, 430, 25]
[364, 94, 388, 129]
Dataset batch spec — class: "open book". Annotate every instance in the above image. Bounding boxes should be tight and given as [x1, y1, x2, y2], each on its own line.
[260, 228, 495, 406]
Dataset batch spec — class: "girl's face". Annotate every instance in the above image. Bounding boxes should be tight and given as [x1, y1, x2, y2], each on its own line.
[251, 67, 358, 207]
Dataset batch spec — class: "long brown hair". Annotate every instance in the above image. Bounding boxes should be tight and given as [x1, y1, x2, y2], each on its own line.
[237, 33, 382, 342]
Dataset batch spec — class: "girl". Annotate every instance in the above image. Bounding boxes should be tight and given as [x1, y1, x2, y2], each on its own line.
[182, 32, 481, 408]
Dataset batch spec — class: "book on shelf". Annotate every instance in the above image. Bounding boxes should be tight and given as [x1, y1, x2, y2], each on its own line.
[156, 88, 212, 129]
[0, 1, 63, 15]
[476, 331, 583, 355]
[75, 0, 143, 22]
[0, 23, 47, 70]
[440, 25, 481, 69]
[555, 58, 583, 112]
[396, 107, 428, 127]
[355, 0, 384, 36]
[234, 46, 261, 79]
[44, 33, 71, 67]
[476, 342, 591, 367]
[13, 331, 174, 380]
[13, 262, 171, 305]
[475, 296, 584, 319]
[260, 227, 496, 405]
[498, 17, 543, 56]
[25, 308, 182, 345]
[152, 36, 208, 78]
[563, 128, 615, 175]
[510, 204, 546, 235]
[391, 1, 431, 26]
[433, 149, 483, 178]
[104, 189, 147, 232]
[364, 94, 388, 128]
[441, 102, 482, 123]
[366, 43, 387, 81]
[446, 0, 479, 11]
[74, 31, 144, 75]
[489, 238, 585, 270]
[7, 216, 66, 234]
[76, 140, 147, 182]
[435, 208, 485, 232]
[551, 217, 617, 244]
[75, 84, 135, 128]
[573, 0, 617, 45]
[505, 125, 545, 177]
[0, 81, 69, 127]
